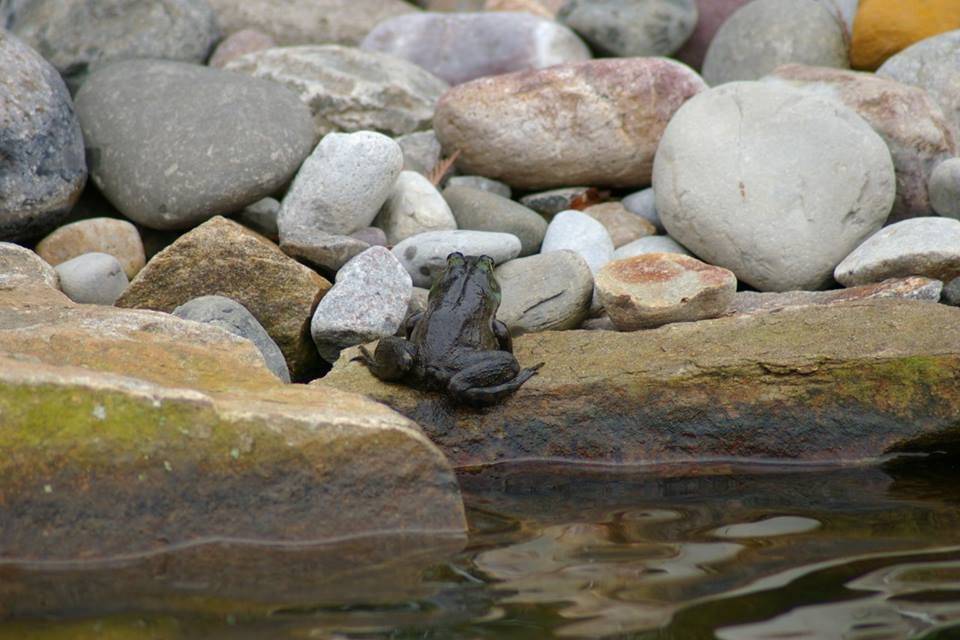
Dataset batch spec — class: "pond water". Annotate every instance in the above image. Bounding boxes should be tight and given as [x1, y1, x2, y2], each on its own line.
[4, 455, 960, 639]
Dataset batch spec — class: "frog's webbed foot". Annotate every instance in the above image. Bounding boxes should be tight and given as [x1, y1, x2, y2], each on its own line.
[447, 351, 543, 407]
[352, 336, 418, 382]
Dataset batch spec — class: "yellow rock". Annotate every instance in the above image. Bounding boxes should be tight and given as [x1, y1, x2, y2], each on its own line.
[851, 0, 960, 70]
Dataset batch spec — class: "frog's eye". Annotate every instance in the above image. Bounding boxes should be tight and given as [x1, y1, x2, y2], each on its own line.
[478, 255, 495, 271]
[447, 252, 465, 266]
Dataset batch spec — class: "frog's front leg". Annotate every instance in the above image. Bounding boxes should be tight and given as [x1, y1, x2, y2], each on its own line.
[447, 351, 542, 407]
[354, 336, 418, 382]
[493, 318, 513, 352]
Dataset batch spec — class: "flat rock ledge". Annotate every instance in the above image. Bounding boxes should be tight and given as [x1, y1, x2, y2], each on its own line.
[323, 299, 960, 469]
[0, 253, 465, 562]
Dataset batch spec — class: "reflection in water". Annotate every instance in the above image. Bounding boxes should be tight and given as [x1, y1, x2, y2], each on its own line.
[3, 457, 960, 639]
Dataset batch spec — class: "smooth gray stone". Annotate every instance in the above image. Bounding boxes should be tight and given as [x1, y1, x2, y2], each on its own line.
[930, 158, 960, 219]
[54, 252, 128, 305]
[235, 197, 280, 241]
[279, 226, 370, 273]
[206, 0, 417, 47]
[75, 60, 315, 231]
[878, 30, 960, 140]
[361, 11, 590, 86]
[396, 130, 443, 175]
[540, 210, 614, 274]
[224, 45, 449, 139]
[446, 175, 511, 199]
[557, 0, 698, 57]
[835, 217, 960, 286]
[0, 31, 86, 242]
[613, 235, 692, 260]
[311, 246, 412, 362]
[10, 0, 220, 93]
[520, 187, 592, 217]
[654, 82, 896, 292]
[279, 131, 403, 239]
[702, 0, 849, 86]
[622, 187, 663, 232]
[442, 186, 547, 256]
[392, 230, 522, 287]
[375, 171, 457, 244]
[173, 294, 291, 383]
[495, 251, 593, 335]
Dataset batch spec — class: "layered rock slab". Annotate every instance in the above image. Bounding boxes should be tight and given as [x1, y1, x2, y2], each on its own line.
[323, 300, 960, 468]
[0, 246, 465, 561]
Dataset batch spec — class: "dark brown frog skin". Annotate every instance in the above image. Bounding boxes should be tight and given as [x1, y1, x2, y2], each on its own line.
[355, 252, 542, 406]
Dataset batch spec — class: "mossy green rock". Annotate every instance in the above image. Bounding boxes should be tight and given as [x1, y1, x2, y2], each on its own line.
[0, 245, 465, 562]
[322, 299, 960, 468]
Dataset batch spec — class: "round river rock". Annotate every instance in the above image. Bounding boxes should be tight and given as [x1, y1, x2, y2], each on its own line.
[434, 58, 707, 190]
[74, 60, 315, 231]
[654, 81, 896, 292]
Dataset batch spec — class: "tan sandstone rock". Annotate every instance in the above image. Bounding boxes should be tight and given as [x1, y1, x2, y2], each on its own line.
[116, 216, 331, 381]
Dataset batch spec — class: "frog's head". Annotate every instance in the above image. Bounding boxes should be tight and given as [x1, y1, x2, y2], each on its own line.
[433, 252, 501, 307]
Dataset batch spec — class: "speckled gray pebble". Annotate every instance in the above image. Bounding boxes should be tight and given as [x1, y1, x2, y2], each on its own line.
[557, 0, 698, 57]
[280, 227, 370, 273]
[540, 210, 614, 274]
[310, 246, 412, 362]
[495, 251, 593, 334]
[54, 252, 129, 305]
[279, 131, 403, 240]
[442, 186, 547, 256]
[446, 176, 511, 199]
[75, 60, 315, 231]
[929, 158, 960, 219]
[350, 227, 388, 247]
[941, 276, 960, 306]
[622, 188, 662, 232]
[0, 31, 86, 242]
[392, 230, 522, 287]
[10, 0, 220, 92]
[835, 217, 960, 286]
[173, 295, 291, 382]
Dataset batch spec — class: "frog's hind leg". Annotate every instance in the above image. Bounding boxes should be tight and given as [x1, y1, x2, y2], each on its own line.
[353, 337, 418, 382]
[448, 351, 543, 407]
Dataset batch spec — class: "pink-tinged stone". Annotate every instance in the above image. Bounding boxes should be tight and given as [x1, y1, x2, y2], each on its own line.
[584, 202, 656, 248]
[595, 253, 737, 331]
[360, 11, 590, 86]
[674, 0, 751, 71]
[434, 58, 707, 190]
[484, 0, 555, 18]
[724, 277, 943, 317]
[208, 28, 275, 68]
[765, 64, 957, 222]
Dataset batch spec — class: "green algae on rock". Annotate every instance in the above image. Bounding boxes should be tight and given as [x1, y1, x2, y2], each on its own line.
[0, 355, 466, 561]
[321, 299, 960, 468]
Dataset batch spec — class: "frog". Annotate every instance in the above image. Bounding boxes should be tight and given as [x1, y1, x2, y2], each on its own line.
[354, 252, 542, 406]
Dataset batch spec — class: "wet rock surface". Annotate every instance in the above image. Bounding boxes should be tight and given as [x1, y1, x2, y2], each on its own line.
[324, 300, 960, 468]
